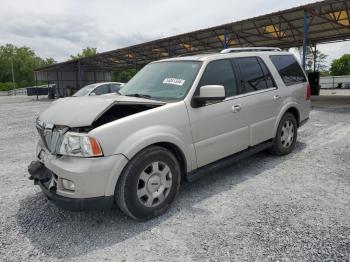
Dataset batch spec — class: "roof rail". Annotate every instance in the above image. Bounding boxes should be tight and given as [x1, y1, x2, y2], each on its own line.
[220, 47, 282, 54]
[177, 51, 215, 57]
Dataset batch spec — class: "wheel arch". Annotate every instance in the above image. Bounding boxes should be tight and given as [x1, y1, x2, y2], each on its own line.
[152, 142, 187, 181]
[273, 104, 301, 136]
[285, 107, 300, 126]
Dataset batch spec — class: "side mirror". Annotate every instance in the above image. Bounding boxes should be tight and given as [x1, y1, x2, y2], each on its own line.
[89, 92, 96, 96]
[192, 85, 226, 107]
[196, 85, 225, 100]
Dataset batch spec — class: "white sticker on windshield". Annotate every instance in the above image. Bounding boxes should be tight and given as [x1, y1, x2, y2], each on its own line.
[163, 78, 185, 86]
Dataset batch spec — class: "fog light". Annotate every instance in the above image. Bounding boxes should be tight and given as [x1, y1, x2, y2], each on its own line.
[62, 179, 75, 191]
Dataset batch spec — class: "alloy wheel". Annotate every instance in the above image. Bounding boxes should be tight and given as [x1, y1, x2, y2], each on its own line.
[137, 161, 173, 207]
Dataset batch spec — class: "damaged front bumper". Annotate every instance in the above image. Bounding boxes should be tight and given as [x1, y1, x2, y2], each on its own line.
[28, 162, 114, 211]
[28, 142, 129, 211]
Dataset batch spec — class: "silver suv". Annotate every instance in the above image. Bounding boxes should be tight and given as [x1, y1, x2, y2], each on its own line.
[28, 48, 310, 220]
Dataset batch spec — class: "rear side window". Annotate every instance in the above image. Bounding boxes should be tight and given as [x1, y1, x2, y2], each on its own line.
[259, 59, 275, 88]
[199, 59, 238, 97]
[234, 57, 274, 94]
[93, 84, 109, 95]
[270, 55, 307, 86]
[109, 84, 121, 93]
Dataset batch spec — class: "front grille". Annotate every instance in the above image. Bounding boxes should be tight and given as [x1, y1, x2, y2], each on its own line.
[36, 118, 69, 154]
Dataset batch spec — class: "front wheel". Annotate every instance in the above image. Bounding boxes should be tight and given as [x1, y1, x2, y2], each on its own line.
[269, 112, 298, 155]
[115, 146, 181, 220]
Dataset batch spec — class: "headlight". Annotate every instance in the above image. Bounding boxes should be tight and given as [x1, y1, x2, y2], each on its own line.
[59, 132, 103, 157]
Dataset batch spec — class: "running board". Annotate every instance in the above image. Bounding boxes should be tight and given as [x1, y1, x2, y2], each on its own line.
[186, 141, 274, 182]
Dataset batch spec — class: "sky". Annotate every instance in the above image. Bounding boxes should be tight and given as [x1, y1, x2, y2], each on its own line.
[1, 0, 349, 66]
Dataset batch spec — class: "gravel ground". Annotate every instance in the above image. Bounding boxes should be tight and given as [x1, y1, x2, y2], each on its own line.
[0, 96, 349, 262]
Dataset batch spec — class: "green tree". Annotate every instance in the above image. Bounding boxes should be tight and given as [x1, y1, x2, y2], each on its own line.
[41, 57, 56, 66]
[330, 54, 350, 76]
[70, 47, 98, 60]
[294, 46, 328, 72]
[112, 69, 137, 83]
[0, 44, 55, 89]
[307, 48, 328, 72]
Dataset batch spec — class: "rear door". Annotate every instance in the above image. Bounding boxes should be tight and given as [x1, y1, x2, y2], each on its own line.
[232, 56, 282, 146]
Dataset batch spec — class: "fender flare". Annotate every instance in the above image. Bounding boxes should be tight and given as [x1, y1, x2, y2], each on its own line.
[273, 103, 300, 136]
[114, 125, 193, 171]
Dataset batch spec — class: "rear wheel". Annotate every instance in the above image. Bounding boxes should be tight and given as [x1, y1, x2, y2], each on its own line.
[115, 146, 181, 220]
[269, 112, 298, 155]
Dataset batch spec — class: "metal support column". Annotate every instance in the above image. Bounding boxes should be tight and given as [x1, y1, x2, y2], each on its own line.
[35, 71, 38, 100]
[56, 71, 59, 98]
[312, 44, 317, 72]
[45, 70, 49, 100]
[302, 10, 308, 70]
[77, 60, 82, 88]
[224, 31, 228, 49]
[134, 53, 137, 70]
[46, 71, 49, 88]
[60, 71, 64, 97]
[168, 47, 171, 57]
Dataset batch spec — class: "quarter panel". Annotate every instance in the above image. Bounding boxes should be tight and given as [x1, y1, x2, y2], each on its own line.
[273, 101, 300, 136]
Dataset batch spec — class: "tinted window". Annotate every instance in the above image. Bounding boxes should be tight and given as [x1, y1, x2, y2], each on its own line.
[235, 57, 269, 94]
[199, 60, 237, 97]
[270, 55, 307, 86]
[93, 84, 109, 95]
[259, 58, 275, 88]
[110, 84, 121, 93]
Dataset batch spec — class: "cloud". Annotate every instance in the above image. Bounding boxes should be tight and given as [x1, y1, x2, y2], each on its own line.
[0, 11, 158, 61]
[6, 17, 92, 43]
[0, 0, 349, 64]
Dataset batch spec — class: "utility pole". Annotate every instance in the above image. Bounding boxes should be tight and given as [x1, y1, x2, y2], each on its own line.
[312, 45, 317, 72]
[11, 58, 15, 89]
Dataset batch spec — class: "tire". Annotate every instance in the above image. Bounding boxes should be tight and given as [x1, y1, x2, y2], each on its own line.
[115, 146, 181, 220]
[269, 112, 298, 155]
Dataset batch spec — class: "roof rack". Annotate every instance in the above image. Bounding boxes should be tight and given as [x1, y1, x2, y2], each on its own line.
[177, 51, 215, 57]
[220, 47, 282, 54]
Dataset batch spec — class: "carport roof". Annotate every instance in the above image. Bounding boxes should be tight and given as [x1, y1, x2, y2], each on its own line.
[35, 0, 350, 72]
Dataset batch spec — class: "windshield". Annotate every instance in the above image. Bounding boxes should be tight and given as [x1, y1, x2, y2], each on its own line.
[73, 84, 98, 96]
[119, 61, 202, 101]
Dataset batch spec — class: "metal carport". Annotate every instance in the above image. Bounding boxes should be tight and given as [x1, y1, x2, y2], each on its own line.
[35, 0, 350, 97]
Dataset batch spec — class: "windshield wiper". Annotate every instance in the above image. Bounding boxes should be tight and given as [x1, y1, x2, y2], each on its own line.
[125, 93, 152, 99]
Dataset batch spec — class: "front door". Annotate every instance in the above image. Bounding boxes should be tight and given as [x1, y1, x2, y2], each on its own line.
[186, 59, 250, 168]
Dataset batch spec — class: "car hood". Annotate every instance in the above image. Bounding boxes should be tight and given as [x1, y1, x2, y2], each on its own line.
[38, 95, 165, 127]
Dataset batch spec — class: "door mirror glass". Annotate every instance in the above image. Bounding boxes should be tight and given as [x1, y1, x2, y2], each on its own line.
[198, 85, 225, 100]
[89, 92, 96, 96]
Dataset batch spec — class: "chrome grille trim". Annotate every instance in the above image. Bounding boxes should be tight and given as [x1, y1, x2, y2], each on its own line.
[36, 118, 69, 154]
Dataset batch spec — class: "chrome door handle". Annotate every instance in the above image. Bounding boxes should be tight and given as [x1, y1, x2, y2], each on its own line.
[232, 104, 242, 113]
[273, 95, 281, 101]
